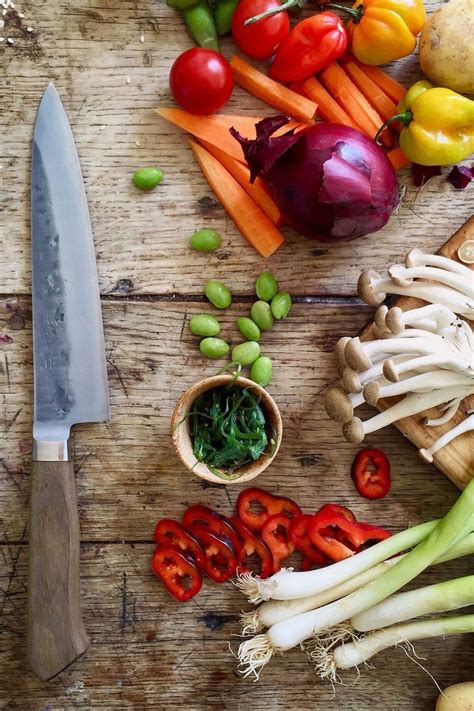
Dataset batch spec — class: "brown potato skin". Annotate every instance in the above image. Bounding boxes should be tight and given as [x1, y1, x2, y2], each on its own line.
[436, 682, 474, 710]
[419, 0, 474, 94]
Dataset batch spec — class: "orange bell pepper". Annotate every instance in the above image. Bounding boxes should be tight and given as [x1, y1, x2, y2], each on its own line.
[328, 0, 425, 65]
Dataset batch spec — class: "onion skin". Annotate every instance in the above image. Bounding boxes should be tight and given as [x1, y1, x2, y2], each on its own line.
[231, 118, 400, 242]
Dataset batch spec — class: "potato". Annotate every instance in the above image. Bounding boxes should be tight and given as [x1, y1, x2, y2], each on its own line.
[436, 682, 474, 711]
[419, 0, 474, 94]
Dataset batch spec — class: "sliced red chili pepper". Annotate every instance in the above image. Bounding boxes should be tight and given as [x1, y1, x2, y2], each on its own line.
[183, 504, 242, 555]
[151, 547, 202, 602]
[154, 518, 205, 568]
[317, 503, 356, 522]
[289, 514, 329, 564]
[346, 522, 391, 549]
[260, 513, 295, 573]
[189, 527, 237, 583]
[351, 449, 391, 500]
[308, 511, 359, 562]
[232, 517, 273, 579]
[236, 488, 302, 532]
[301, 555, 329, 571]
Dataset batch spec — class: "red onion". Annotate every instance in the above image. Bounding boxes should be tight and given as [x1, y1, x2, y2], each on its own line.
[231, 116, 400, 242]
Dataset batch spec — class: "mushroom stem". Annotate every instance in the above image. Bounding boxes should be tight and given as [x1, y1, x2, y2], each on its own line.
[424, 397, 462, 427]
[388, 264, 474, 298]
[384, 304, 459, 335]
[342, 356, 420, 393]
[342, 386, 474, 444]
[345, 335, 445, 371]
[383, 352, 473, 382]
[363, 371, 471, 407]
[405, 248, 473, 278]
[419, 415, 474, 463]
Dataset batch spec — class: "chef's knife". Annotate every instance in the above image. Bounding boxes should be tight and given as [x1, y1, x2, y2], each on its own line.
[28, 83, 109, 681]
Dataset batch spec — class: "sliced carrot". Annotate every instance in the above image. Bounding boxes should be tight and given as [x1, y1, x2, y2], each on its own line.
[230, 55, 317, 123]
[155, 108, 303, 163]
[300, 77, 359, 129]
[189, 139, 284, 257]
[351, 60, 407, 103]
[387, 147, 411, 171]
[198, 138, 282, 226]
[343, 61, 398, 121]
[320, 63, 392, 147]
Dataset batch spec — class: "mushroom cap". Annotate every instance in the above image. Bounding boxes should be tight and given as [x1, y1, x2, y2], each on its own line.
[388, 264, 413, 288]
[357, 269, 385, 306]
[383, 358, 400, 382]
[363, 382, 381, 407]
[342, 417, 365, 444]
[385, 306, 405, 334]
[334, 336, 351, 375]
[418, 447, 434, 463]
[345, 337, 372, 371]
[374, 305, 388, 330]
[325, 387, 354, 423]
[405, 248, 425, 269]
[342, 366, 363, 393]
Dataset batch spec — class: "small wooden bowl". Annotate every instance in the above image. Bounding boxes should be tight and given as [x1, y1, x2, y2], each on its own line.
[171, 375, 282, 485]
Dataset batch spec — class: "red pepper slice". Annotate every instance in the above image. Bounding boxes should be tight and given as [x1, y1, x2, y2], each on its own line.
[236, 488, 302, 532]
[232, 517, 273, 579]
[309, 511, 390, 562]
[301, 555, 329, 571]
[183, 504, 242, 555]
[347, 522, 391, 549]
[154, 518, 205, 568]
[317, 503, 356, 522]
[260, 513, 295, 573]
[189, 527, 237, 583]
[289, 514, 329, 565]
[151, 547, 202, 602]
[351, 449, 391, 499]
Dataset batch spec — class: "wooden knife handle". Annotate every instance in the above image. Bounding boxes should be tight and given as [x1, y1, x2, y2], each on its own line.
[27, 460, 89, 680]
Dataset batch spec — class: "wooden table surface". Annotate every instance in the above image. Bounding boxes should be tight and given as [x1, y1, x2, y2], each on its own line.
[1, 1, 473, 709]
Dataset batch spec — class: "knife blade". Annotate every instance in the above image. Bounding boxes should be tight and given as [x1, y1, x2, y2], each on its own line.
[28, 83, 109, 681]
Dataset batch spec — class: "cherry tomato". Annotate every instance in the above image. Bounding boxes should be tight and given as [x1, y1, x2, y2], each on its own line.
[236, 487, 301, 533]
[289, 514, 329, 565]
[232, 0, 290, 60]
[154, 518, 205, 568]
[190, 527, 237, 583]
[351, 449, 391, 500]
[169, 48, 234, 115]
[260, 513, 294, 573]
[232, 517, 273, 578]
[151, 547, 202, 602]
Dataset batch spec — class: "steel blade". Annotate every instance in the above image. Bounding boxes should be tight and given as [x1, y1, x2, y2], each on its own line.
[32, 83, 109, 443]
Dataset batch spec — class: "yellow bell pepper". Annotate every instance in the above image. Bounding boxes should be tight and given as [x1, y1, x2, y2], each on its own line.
[378, 80, 474, 166]
[328, 0, 426, 65]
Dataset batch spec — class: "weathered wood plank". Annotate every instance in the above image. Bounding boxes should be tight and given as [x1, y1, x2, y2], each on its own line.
[0, 542, 472, 710]
[1, 1, 473, 297]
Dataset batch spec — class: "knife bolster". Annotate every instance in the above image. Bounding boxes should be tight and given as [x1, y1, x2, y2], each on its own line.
[33, 438, 70, 462]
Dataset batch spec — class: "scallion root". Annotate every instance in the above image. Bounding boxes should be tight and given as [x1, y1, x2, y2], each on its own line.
[234, 571, 281, 604]
[237, 634, 275, 680]
[306, 624, 361, 686]
[240, 608, 264, 635]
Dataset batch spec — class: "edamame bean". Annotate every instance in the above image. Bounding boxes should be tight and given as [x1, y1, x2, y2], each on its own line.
[214, 0, 238, 35]
[250, 356, 272, 387]
[183, 0, 219, 51]
[250, 300, 273, 331]
[199, 337, 229, 359]
[271, 292, 292, 320]
[236, 316, 261, 342]
[255, 271, 278, 302]
[189, 314, 220, 337]
[190, 228, 221, 252]
[204, 280, 232, 309]
[232, 341, 260, 366]
[132, 167, 163, 191]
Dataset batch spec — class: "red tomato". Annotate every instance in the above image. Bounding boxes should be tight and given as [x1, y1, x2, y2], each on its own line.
[232, 0, 290, 60]
[169, 48, 233, 115]
[151, 547, 202, 602]
[351, 449, 391, 499]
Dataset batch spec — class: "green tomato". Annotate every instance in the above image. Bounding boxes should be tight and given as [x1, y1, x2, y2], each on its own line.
[271, 292, 292, 320]
[236, 316, 261, 342]
[232, 341, 260, 366]
[255, 271, 278, 302]
[250, 356, 272, 387]
[204, 280, 232, 309]
[132, 167, 163, 191]
[189, 314, 220, 337]
[199, 337, 230, 359]
[190, 228, 222, 252]
[250, 300, 273, 331]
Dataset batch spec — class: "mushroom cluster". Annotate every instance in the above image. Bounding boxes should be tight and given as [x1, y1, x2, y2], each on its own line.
[325, 248, 474, 460]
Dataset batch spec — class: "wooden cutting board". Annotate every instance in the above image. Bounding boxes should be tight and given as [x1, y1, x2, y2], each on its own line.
[360, 216, 474, 490]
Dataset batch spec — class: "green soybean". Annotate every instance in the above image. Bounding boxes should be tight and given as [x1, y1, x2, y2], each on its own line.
[204, 280, 232, 309]
[189, 314, 220, 337]
[183, 0, 219, 51]
[271, 292, 292, 320]
[167, 0, 198, 8]
[190, 228, 221, 252]
[250, 356, 272, 387]
[214, 0, 238, 35]
[250, 300, 273, 331]
[232, 341, 260, 366]
[199, 337, 229, 359]
[256, 271, 278, 302]
[236, 316, 261, 342]
[132, 167, 163, 191]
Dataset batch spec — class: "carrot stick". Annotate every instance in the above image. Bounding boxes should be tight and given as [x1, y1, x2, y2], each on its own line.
[189, 139, 285, 257]
[300, 77, 359, 129]
[343, 62, 398, 121]
[351, 60, 407, 103]
[230, 55, 317, 123]
[320, 63, 392, 147]
[198, 138, 282, 226]
[387, 147, 411, 171]
[155, 108, 303, 163]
